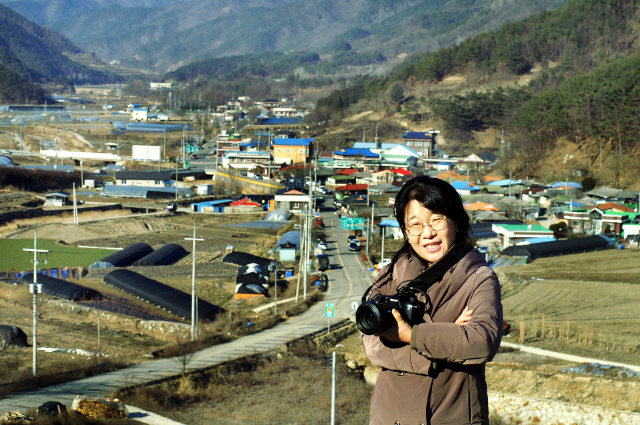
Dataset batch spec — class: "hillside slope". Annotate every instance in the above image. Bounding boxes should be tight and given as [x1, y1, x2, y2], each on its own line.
[0, 3, 122, 102]
[0, 0, 180, 26]
[46, 0, 570, 72]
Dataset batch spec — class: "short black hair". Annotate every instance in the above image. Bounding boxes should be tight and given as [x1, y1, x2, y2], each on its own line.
[394, 176, 471, 246]
[372, 176, 473, 293]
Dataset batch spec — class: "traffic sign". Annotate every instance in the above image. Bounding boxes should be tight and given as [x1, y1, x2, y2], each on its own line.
[340, 217, 365, 230]
[325, 302, 335, 318]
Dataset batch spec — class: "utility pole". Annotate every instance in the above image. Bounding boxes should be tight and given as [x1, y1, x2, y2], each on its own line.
[381, 227, 385, 262]
[185, 225, 204, 340]
[23, 232, 48, 376]
[303, 211, 308, 300]
[73, 183, 78, 225]
[365, 218, 370, 261]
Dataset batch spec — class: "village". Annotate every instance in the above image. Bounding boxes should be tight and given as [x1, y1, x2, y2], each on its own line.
[1, 83, 640, 424]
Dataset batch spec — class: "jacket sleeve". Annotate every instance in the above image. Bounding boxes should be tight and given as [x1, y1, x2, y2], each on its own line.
[410, 268, 503, 365]
[362, 332, 434, 374]
[361, 264, 433, 375]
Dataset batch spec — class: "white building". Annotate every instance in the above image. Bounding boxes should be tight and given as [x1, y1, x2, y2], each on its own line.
[131, 108, 149, 121]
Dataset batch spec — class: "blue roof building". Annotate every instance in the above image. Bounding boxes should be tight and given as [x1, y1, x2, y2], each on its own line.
[401, 130, 439, 159]
[272, 138, 314, 164]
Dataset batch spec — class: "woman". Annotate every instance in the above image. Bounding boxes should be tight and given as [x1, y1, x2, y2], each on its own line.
[362, 176, 503, 425]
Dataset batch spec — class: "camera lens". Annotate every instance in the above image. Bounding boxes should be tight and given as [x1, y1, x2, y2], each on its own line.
[356, 301, 396, 335]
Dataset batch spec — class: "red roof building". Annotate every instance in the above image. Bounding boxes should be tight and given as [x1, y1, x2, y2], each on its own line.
[230, 197, 260, 207]
[336, 168, 358, 176]
[336, 184, 369, 192]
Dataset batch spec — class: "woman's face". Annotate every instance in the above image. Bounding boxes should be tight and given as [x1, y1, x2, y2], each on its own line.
[404, 200, 457, 264]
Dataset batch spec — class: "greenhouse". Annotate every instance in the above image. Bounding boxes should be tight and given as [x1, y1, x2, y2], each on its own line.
[131, 243, 187, 266]
[17, 274, 104, 302]
[89, 243, 154, 269]
[103, 269, 222, 321]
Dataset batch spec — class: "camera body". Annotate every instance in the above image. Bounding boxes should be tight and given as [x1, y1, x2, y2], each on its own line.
[356, 291, 426, 335]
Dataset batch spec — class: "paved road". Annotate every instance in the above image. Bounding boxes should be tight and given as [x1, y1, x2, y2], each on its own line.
[501, 341, 640, 372]
[0, 206, 374, 418]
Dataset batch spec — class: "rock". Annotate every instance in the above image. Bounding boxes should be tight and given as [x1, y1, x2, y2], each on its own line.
[363, 366, 380, 386]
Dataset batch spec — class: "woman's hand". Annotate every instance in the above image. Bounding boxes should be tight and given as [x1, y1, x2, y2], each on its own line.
[455, 306, 473, 325]
[375, 309, 413, 344]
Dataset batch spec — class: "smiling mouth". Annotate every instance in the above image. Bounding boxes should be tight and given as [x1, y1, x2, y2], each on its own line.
[424, 242, 441, 252]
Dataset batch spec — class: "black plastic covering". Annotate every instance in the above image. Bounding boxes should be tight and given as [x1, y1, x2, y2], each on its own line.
[89, 243, 154, 268]
[103, 269, 222, 321]
[236, 272, 268, 287]
[500, 235, 614, 261]
[38, 401, 67, 416]
[223, 251, 272, 270]
[17, 273, 104, 301]
[0, 325, 28, 348]
[131, 243, 187, 266]
[235, 283, 268, 296]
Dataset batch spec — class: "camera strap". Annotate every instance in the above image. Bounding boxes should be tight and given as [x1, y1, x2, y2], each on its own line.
[406, 243, 472, 292]
[361, 244, 472, 303]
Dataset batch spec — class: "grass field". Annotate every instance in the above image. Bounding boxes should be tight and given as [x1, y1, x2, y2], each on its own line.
[0, 239, 116, 273]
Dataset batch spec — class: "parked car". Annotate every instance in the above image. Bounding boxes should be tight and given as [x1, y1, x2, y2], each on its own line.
[348, 242, 360, 251]
[316, 240, 328, 250]
[333, 200, 342, 208]
[0, 149, 10, 155]
[191, 154, 198, 159]
[164, 203, 177, 213]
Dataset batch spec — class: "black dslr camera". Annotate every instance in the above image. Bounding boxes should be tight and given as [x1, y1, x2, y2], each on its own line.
[356, 289, 426, 335]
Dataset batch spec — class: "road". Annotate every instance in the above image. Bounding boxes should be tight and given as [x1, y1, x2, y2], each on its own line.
[0, 205, 375, 417]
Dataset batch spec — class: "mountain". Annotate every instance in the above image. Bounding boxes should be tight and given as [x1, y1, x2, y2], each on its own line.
[40, 0, 571, 73]
[0, 3, 123, 102]
[0, 0, 181, 26]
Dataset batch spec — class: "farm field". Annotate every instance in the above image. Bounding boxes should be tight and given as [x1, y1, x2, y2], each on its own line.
[0, 239, 115, 273]
[498, 248, 640, 365]
[0, 206, 293, 384]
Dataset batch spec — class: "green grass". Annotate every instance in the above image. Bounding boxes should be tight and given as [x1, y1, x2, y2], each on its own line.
[0, 239, 116, 273]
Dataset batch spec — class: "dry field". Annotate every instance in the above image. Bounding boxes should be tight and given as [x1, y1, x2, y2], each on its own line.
[498, 248, 640, 364]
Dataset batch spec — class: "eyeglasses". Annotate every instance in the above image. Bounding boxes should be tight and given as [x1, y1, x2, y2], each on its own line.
[405, 217, 448, 236]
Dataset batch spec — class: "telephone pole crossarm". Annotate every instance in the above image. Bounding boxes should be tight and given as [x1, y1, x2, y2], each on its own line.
[185, 225, 204, 340]
[23, 232, 49, 376]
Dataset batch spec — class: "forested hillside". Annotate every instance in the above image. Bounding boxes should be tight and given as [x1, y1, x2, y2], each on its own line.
[0, 3, 122, 102]
[318, 0, 640, 187]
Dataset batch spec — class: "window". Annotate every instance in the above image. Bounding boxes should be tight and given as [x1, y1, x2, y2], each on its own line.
[299, 149, 303, 153]
[154, 180, 161, 185]
[121, 180, 127, 184]
[414, 141, 422, 146]
[277, 149, 283, 153]
[406, 141, 412, 146]
[285, 149, 290, 153]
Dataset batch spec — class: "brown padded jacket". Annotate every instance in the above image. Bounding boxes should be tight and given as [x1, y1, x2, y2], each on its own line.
[362, 248, 503, 425]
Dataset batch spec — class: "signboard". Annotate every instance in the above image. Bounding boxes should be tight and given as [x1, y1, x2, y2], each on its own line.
[340, 217, 365, 230]
[132, 145, 161, 161]
[325, 303, 335, 318]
